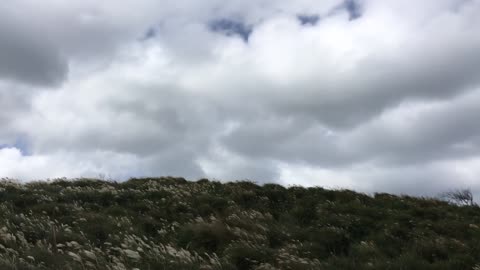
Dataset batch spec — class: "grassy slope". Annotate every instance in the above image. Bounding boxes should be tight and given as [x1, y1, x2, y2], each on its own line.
[0, 177, 479, 269]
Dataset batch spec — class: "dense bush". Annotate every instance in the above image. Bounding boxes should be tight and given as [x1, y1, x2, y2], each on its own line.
[0, 178, 478, 269]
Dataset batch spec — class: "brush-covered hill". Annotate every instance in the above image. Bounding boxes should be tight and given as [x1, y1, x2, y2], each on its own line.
[0, 177, 479, 270]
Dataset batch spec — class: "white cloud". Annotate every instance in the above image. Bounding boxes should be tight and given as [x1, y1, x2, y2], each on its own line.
[279, 163, 358, 189]
[1, 0, 480, 198]
[0, 147, 141, 181]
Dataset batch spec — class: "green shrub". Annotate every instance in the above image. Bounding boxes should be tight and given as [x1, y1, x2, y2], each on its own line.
[224, 242, 271, 270]
[178, 222, 234, 253]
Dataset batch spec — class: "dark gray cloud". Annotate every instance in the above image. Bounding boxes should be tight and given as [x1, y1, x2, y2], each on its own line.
[0, 83, 33, 146]
[218, 88, 480, 173]
[344, 90, 480, 165]
[0, 0, 165, 86]
[265, 31, 480, 129]
[0, 15, 67, 86]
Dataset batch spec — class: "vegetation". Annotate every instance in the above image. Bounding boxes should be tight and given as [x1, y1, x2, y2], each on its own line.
[0, 177, 478, 269]
[439, 189, 476, 206]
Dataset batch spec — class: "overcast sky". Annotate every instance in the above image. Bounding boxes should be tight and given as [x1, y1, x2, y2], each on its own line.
[1, 0, 480, 197]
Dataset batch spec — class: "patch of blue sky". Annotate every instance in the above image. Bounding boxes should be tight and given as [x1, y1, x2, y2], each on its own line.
[0, 136, 31, 156]
[297, 14, 320, 26]
[142, 27, 157, 40]
[328, 0, 363, 21]
[208, 18, 252, 42]
[345, 0, 363, 20]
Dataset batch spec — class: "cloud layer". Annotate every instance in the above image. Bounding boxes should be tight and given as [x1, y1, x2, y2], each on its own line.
[2, 0, 480, 198]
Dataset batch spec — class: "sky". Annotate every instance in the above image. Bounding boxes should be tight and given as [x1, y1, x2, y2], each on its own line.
[1, 0, 480, 198]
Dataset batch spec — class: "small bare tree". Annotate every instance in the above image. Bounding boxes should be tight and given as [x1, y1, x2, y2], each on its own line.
[440, 188, 475, 206]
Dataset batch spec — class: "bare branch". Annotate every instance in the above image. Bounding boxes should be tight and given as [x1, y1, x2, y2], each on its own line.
[439, 189, 474, 206]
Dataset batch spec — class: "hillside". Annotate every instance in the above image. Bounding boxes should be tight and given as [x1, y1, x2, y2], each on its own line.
[0, 177, 479, 269]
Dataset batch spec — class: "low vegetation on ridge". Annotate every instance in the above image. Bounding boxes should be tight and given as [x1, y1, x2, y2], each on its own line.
[0, 177, 479, 269]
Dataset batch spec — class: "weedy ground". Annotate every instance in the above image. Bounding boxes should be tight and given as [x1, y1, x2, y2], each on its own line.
[0, 177, 479, 269]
